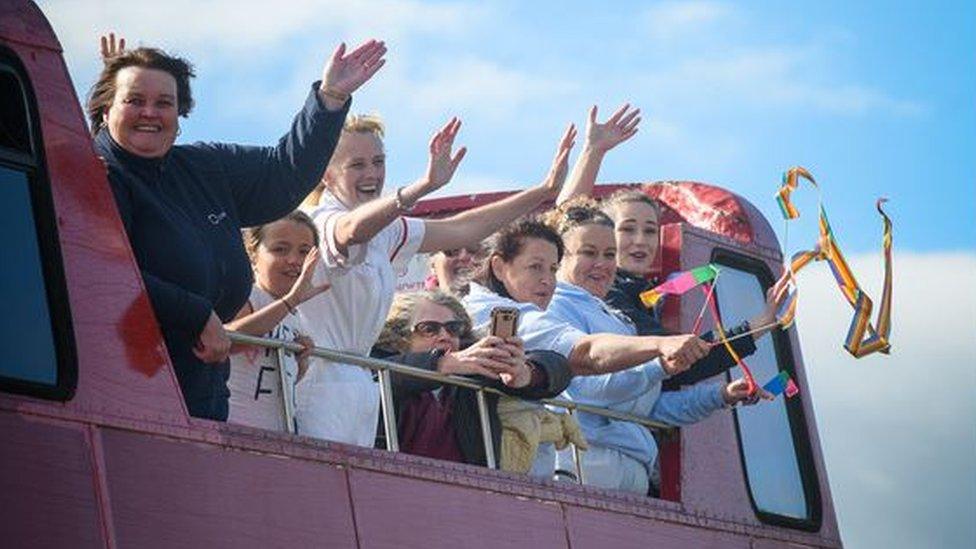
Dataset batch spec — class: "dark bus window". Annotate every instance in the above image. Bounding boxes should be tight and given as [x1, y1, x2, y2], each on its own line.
[712, 251, 822, 531]
[0, 166, 58, 384]
[0, 69, 30, 154]
[0, 48, 76, 400]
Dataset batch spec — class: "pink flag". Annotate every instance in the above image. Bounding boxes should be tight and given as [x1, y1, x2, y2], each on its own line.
[785, 378, 800, 398]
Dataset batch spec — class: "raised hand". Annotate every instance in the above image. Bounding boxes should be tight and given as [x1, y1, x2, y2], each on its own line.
[283, 248, 331, 306]
[722, 378, 774, 406]
[320, 39, 387, 100]
[419, 117, 467, 195]
[100, 32, 126, 59]
[585, 103, 640, 153]
[538, 123, 577, 199]
[750, 270, 792, 334]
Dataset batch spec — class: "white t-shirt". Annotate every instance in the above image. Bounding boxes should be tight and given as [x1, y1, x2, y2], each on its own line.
[295, 191, 425, 446]
[227, 285, 307, 432]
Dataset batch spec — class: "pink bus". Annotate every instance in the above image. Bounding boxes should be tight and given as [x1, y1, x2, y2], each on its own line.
[0, 2, 841, 547]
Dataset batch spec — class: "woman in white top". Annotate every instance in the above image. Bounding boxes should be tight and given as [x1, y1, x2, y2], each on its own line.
[226, 211, 331, 431]
[295, 115, 578, 446]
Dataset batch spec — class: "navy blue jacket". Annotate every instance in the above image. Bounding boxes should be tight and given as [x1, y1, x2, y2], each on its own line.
[605, 269, 757, 391]
[96, 83, 349, 420]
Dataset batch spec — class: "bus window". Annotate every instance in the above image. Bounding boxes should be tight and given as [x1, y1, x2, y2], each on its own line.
[712, 251, 822, 531]
[0, 50, 77, 400]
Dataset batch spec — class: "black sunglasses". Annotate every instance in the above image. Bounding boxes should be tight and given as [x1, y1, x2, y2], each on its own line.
[412, 320, 466, 338]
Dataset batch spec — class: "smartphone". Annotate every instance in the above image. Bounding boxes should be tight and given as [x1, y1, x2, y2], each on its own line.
[490, 307, 519, 338]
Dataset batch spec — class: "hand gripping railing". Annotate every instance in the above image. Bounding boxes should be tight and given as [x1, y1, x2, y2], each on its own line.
[227, 332, 675, 479]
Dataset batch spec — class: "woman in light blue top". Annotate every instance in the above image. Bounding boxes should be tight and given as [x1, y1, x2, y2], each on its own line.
[543, 200, 779, 495]
[463, 219, 719, 478]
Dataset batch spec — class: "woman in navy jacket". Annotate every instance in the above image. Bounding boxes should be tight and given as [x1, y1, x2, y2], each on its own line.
[88, 40, 385, 420]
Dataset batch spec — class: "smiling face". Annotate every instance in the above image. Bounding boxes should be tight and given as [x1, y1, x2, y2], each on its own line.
[407, 299, 462, 353]
[491, 237, 560, 310]
[558, 223, 617, 299]
[251, 219, 317, 299]
[104, 66, 179, 158]
[323, 131, 386, 207]
[609, 201, 660, 276]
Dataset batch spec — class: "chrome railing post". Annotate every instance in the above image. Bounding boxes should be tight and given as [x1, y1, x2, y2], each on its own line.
[568, 407, 585, 484]
[377, 369, 399, 452]
[475, 390, 496, 469]
[275, 347, 297, 435]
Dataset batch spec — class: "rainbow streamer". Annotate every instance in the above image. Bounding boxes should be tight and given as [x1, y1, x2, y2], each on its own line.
[774, 167, 894, 358]
[640, 264, 719, 308]
[701, 282, 757, 395]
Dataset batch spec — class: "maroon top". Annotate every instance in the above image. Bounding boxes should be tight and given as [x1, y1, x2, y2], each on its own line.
[398, 389, 466, 463]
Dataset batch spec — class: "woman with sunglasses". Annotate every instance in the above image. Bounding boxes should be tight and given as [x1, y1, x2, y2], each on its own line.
[542, 200, 778, 495]
[372, 292, 571, 467]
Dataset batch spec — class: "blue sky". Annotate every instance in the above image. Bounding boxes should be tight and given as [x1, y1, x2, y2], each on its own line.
[38, 1, 976, 547]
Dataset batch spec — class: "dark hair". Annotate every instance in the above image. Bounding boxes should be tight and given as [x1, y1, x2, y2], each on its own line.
[242, 210, 319, 261]
[542, 196, 614, 236]
[87, 47, 196, 135]
[474, 218, 563, 299]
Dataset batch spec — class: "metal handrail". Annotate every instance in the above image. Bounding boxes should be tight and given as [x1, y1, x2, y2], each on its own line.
[228, 332, 675, 477]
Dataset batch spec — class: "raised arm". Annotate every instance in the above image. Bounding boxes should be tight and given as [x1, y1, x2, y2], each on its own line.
[225, 40, 387, 226]
[418, 123, 577, 253]
[555, 103, 641, 206]
[225, 248, 330, 336]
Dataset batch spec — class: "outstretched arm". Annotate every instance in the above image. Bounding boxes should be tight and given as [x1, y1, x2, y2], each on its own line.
[555, 103, 641, 206]
[568, 332, 708, 376]
[419, 123, 577, 253]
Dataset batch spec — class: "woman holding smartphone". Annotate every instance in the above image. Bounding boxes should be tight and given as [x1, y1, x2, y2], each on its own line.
[372, 292, 571, 468]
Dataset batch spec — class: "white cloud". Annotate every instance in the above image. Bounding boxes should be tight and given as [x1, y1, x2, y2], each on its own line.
[795, 251, 976, 548]
[638, 47, 926, 117]
[642, 1, 732, 41]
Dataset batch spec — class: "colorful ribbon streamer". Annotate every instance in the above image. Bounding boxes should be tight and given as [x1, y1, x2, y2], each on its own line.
[640, 264, 719, 308]
[775, 167, 894, 357]
[762, 370, 799, 399]
[701, 281, 758, 395]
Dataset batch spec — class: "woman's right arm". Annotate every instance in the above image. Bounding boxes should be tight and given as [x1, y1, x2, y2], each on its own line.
[568, 332, 709, 377]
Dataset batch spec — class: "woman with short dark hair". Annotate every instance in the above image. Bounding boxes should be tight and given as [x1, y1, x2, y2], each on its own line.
[89, 38, 385, 420]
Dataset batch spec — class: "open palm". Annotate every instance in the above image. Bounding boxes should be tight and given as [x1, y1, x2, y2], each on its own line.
[586, 103, 641, 153]
[321, 39, 387, 96]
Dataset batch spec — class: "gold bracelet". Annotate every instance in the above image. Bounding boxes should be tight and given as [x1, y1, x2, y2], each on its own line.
[320, 85, 350, 103]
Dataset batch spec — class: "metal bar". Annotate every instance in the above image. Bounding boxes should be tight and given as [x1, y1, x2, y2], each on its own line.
[377, 369, 399, 452]
[227, 332, 675, 435]
[568, 408, 585, 484]
[274, 347, 297, 434]
[475, 390, 496, 469]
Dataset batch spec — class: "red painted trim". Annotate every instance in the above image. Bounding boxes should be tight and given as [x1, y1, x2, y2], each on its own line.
[658, 224, 685, 502]
[389, 217, 409, 262]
